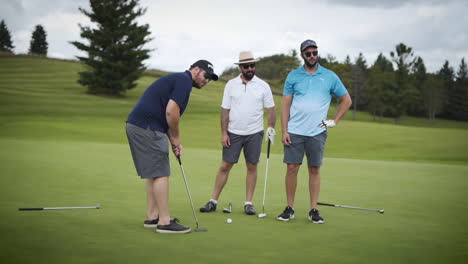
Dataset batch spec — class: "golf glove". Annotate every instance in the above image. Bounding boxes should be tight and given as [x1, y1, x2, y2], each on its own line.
[266, 127, 276, 144]
[319, 120, 336, 128]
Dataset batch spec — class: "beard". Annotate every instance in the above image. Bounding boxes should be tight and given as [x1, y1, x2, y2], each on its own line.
[242, 71, 255, 81]
[192, 80, 202, 89]
[304, 58, 317, 68]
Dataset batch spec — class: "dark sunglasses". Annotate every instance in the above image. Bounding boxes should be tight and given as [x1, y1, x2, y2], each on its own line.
[203, 72, 212, 80]
[241, 63, 256, 69]
[304, 51, 318, 57]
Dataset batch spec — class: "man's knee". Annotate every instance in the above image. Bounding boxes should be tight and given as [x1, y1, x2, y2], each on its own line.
[286, 164, 300, 176]
[219, 161, 234, 173]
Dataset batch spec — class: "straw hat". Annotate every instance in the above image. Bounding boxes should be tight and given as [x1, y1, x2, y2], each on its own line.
[234, 51, 260, 65]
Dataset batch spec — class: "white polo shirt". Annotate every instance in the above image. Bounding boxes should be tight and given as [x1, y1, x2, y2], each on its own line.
[221, 75, 275, 135]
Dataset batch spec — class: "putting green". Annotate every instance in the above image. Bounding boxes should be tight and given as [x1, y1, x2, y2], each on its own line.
[0, 138, 467, 263]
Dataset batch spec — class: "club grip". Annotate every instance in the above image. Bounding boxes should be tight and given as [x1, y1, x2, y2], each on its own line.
[19, 208, 44, 211]
[317, 202, 335, 207]
[176, 155, 182, 165]
[266, 139, 271, 158]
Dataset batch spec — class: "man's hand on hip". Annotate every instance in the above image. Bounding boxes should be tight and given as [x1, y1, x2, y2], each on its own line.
[319, 120, 336, 128]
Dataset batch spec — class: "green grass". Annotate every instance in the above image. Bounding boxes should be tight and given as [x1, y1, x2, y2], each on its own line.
[1, 55, 468, 264]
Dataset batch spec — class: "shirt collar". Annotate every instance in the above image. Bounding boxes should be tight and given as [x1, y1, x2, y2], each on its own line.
[301, 63, 322, 76]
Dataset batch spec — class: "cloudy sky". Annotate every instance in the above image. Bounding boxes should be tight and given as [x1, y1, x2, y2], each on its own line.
[1, 0, 467, 74]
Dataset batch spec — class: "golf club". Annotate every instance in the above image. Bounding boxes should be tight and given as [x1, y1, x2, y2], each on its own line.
[258, 138, 271, 218]
[176, 155, 208, 232]
[222, 202, 232, 213]
[19, 204, 101, 211]
[318, 202, 384, 213]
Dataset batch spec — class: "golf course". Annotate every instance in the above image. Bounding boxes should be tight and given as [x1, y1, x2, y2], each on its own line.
[1, 55, 467, 263]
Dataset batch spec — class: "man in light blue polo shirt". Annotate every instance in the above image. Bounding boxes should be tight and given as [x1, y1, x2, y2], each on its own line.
[277, 40, 352, 224]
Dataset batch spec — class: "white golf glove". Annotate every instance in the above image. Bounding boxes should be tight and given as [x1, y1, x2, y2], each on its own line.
[266, 127, 276, 144]
[319, 120, 336, 128]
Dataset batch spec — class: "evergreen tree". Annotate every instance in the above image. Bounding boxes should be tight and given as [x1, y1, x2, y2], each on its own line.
[390, 43, 417, 123]
[350, 52, 368, 120]
[438, 60, 455, 118]
[29, 25, 48, 55]
[408, 56, 426, 116]
[456, 58, 467, 81]
[367, 53, 395, 121]
[71, 0, 152, 95]
[451, 58, 468, 120]
[0, 20, 14, 53]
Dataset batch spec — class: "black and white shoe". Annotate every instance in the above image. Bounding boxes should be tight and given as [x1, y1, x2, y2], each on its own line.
[244, 204, 256, 215]
[200, 201, 217, 212]
[308, 208, 325, 224]
[156, 218, 191, 234]
[143, 217, 159, 228]
[277, 206, 295, 221]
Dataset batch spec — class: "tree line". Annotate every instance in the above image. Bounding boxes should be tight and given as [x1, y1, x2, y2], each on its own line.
[222, 43, 468, 123]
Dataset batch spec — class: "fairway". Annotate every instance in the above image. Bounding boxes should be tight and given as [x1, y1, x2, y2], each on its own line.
[1, 56, 468, 263]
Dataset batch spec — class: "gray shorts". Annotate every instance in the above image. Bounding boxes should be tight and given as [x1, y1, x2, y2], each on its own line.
[283, 131, 328, 167]
[223, 131, 264, 164]
[126, 122, 170, 179]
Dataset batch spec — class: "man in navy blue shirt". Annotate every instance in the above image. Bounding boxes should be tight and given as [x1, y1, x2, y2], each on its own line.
[126, 60, 218, 234]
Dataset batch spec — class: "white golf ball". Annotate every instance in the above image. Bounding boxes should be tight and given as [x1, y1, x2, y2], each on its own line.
[227, 218, 232, 224]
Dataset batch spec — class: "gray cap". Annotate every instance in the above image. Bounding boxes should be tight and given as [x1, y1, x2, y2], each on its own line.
[300, 39, 318, 52]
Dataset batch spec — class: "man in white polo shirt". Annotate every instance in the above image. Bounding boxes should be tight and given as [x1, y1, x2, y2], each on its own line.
[200, 51, 276, 215]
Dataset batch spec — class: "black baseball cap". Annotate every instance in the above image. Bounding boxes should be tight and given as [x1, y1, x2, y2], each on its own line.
[191, 60, 219, 81]
[300, 39, 318, 52]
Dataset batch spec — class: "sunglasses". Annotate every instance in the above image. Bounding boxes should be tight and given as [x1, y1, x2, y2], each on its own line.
[241, 63, 256, 69]
[204, 72, 212, 80]
[304, 51, 318, 57]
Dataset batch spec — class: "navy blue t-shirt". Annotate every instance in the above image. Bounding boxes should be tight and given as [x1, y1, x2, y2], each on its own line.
[127, 71, 193, 133]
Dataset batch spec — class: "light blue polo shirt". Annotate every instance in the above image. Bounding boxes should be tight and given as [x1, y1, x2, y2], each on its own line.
[283, 64, 348, 136]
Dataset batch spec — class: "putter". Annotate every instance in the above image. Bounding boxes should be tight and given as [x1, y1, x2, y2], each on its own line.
[19, 204, 101, 211]
[318, 202, 384, 213]
[176, 156, 208, 232]
[222, 202, 232, 213]
[258, 138, 271, 218]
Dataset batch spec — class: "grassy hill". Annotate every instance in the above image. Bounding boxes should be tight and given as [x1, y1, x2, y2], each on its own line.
[1, 55, 468, 164]
[1, 55, 467, 264]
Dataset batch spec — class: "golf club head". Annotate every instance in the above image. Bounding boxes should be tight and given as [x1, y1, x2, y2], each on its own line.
[194, 227, 208, 232]
[257, 213, 267, 218]
[379, 209, 384, 214]
[223, 202, 232, 213]
[96, 204, 101, 209]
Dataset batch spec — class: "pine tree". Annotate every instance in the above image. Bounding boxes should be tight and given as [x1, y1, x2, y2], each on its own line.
[367, 53, 396, 121]
[390, 43, 417, 123]
[438, 60, 455, 118]
[350, 52, 368, 120]
[451, 58, 468, 120]
[70, 0, 152, 95]
[29, 25, 48, 55]
[0, 20, 15, 53]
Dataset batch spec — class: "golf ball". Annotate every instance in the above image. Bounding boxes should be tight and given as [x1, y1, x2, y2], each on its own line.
[227, 218, 232, 224]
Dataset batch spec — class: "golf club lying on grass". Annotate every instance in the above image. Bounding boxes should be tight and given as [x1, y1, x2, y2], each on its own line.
[176, 155, 208, 232]
[318, 202, 384, 213]
[258, 139, 271, 218]
[223, 202, 232, 213]
[19, 204, 101, 211]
